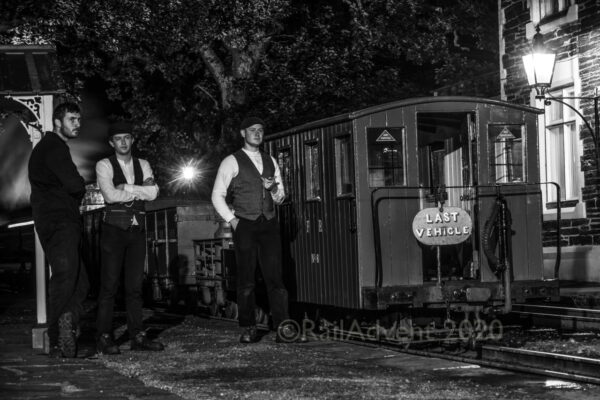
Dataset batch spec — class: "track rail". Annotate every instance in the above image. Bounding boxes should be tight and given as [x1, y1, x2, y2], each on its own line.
[481, 345, 600, 384]
[511, 304, 600, 330]
[198, 310, 600, 385]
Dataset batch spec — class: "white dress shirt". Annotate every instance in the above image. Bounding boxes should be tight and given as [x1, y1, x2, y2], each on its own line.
[96, 157, 159, 204]
[211, 148, 285, 223]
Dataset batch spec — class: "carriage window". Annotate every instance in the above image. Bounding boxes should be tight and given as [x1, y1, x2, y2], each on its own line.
[367, 127, 405, 187]
[488, 125, 526, 183]
[304, 142, 321, 200]
[334, 135, 353, 195]
[277, 148, 293, 201]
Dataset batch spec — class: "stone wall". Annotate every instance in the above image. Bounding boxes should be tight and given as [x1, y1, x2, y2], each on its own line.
[501, 0, 600, 248]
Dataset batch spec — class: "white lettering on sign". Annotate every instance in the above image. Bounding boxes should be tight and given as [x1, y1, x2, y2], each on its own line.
[414, 226, 471, 238]
[412, 207, 472, 246]
[425, 212, 459, 224]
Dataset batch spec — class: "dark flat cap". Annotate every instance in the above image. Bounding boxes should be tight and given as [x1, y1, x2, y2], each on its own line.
[240, 117, 265, 130]
[108, 121, 133, 137]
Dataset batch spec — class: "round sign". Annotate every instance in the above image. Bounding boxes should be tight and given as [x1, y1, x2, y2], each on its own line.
[412, 207, 472, 246]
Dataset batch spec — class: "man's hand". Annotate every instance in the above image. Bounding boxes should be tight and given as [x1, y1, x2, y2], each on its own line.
[143, 177, 155, 186]
[229, 218, 239, 231]
[261, 177, 278, 192]
[116, 184, 125, 190]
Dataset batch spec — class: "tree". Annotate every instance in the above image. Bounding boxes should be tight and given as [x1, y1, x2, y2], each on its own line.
[251, 0, 499, 130]
[1, 0, 498, 195]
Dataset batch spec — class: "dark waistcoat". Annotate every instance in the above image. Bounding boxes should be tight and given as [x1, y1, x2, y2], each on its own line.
[230, 150, 275, 220]
[104, 156, 145, 227]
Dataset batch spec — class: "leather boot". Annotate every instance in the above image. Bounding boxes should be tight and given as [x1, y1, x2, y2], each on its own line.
[131, 332, 164, 351]
[97, 333, 121, 355]
[239, 326, 259, 343]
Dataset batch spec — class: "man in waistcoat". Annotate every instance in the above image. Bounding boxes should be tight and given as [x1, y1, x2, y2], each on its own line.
[95, 121, 163, 354]
[28, 102, 89, 358]
[212, 117, 305, 344]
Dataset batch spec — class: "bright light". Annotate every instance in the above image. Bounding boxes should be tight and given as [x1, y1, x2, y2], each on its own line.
[522, 53, 555, 87]
[167, 158, 206, 194]
[181, 166, 196, 181]
[8, 220, 34, 229]
[522, 26, 556, 96]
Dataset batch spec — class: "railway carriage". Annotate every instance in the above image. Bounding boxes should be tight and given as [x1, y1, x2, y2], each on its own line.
[265, 96, 560, 316]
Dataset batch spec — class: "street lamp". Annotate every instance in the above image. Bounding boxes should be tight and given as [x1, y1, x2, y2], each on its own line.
[522, 25, 600, 167]
[522, 26, 556, 98]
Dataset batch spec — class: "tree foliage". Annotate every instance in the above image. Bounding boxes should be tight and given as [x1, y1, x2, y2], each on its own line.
[1, 0, 498, 195]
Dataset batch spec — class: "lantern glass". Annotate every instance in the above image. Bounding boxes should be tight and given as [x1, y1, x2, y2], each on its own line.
[522, 52, 556, 87]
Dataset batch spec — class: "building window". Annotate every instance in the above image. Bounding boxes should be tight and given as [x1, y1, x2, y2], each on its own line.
[334, 135, 354, 196]
[367, 127, 405, 187]
[304, 142, 321, 200]
[488, 125, 526, 184]
[277, 148, 293, 202]
[544, 87, 579, 203]
[538, 0, 568, 21]
[526, 0, 577, 38]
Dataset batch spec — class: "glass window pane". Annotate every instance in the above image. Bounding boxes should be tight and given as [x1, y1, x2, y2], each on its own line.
[563, 87, 575, 120]
[33, 53, 60, 91]
[540, 0, 568, 19]
[0, 53, 32, 92]
[488, 125, 526, 183]
[334, 135, 353, 195]
[546, 90, 563, 123]
[304, 142, 321, 200]
[565, 122, 577, 199]
[547, 126, 565, 201]
[277, 148, 292, 201]
[544, 85, 579, 204]
[558, 0, 567, 12]
[367, 127, 405, 187]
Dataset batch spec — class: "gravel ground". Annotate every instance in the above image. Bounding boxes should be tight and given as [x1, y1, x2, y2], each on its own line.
[494, 326, 600, 358]
[94, 315, 599, 400]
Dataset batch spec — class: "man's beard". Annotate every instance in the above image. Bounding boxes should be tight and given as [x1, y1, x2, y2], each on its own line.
[62, 127, 78, 138]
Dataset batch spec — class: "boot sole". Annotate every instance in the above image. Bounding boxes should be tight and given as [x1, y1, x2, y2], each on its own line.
[58, 312, 77, 358]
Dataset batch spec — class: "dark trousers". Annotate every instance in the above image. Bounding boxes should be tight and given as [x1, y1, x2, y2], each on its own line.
[233, 216, 289, 328]
[96, 223, 146, 338]
[35, 221, 89, 346]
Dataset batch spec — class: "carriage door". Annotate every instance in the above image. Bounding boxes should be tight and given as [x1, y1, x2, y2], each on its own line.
[417, 112, 478, 281]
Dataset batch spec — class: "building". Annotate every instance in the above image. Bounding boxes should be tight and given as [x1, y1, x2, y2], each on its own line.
[499, 0, 600, 281]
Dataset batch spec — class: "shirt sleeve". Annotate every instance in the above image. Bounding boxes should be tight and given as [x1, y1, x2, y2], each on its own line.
[96, 159, 136, 204]
[211, 155, 237, 222]
[47, 142, 85, 199]
[270, 155, 286, 205]
[123, 159, 159, 201]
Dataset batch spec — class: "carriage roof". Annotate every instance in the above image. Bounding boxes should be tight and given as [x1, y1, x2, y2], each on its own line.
[268, 96, 544, 140]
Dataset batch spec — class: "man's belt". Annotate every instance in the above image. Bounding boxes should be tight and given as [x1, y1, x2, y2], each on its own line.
[103, 208, 146, 231]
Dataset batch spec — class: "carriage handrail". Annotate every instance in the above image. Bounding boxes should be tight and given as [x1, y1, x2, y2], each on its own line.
[370, 182, 561, 289]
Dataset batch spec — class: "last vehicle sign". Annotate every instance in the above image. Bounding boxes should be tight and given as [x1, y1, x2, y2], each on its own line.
[412, 207, 472, 246]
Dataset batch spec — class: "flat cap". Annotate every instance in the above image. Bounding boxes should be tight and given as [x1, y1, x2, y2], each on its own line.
[108, 121, 133, 137]
[240, 117, 265, 130]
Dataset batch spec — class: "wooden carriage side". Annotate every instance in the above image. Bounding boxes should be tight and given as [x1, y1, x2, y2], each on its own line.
[266, 96, 555, 311]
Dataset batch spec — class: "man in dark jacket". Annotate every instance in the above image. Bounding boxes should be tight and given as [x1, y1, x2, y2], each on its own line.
[212, 117, 305, 344]
[28, 102, 89, 358]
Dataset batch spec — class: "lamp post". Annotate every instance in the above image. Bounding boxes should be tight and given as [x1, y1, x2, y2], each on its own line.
[522, 26, 600, 169]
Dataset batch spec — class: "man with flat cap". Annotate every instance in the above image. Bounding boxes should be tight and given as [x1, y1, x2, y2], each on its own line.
[95, 121, 163, 354]
[212, 117, 304, 344]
